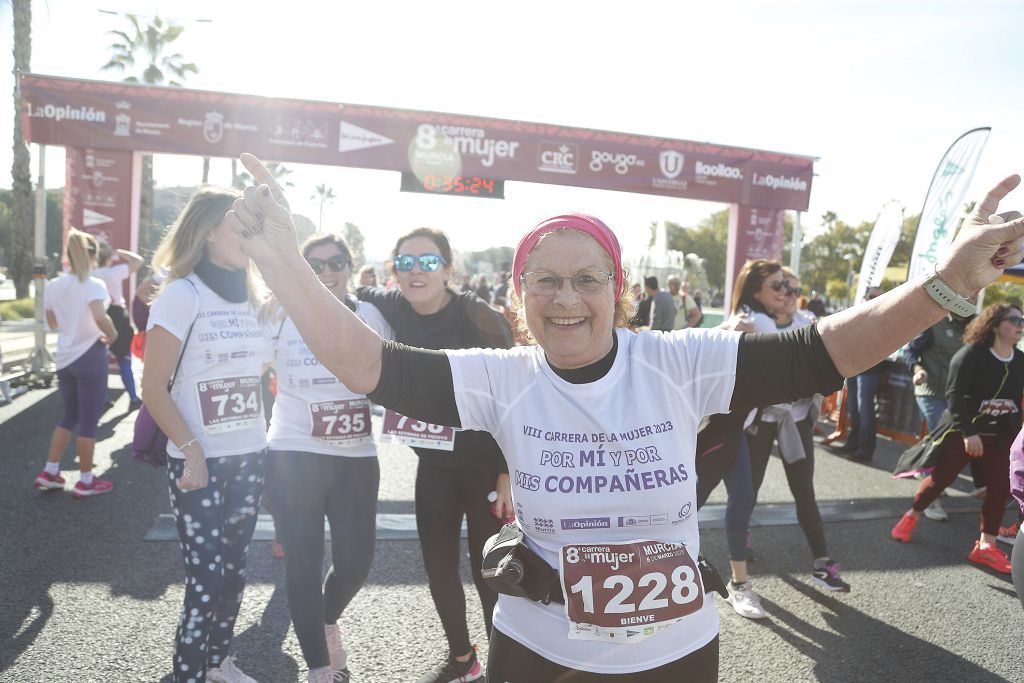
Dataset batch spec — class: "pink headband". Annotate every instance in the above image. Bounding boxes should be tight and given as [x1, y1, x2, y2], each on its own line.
[512, 213, 624, 298]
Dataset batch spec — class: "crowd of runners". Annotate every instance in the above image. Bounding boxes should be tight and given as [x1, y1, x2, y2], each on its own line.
[27, 153, 1024, 683]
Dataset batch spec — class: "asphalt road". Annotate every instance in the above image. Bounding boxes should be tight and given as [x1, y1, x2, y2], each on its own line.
[1, 386, 1021, 682]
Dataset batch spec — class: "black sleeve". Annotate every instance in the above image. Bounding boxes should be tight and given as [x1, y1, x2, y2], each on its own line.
[366, 340, 463, 428]
[729, 324, 845, 412]
[947, 346, 979, 436]
[462, 293, 515, 349]
[355, 286, 403, 326]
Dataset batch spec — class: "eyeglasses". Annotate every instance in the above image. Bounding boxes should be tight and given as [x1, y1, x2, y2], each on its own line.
[394, 254, 447, 272]
[786, 286, 804, 297]
[306, 255, 350, 275]
[520, 270, 614, 295]
[768, 279, 789, 292]
[1001, 316, 1024, 327]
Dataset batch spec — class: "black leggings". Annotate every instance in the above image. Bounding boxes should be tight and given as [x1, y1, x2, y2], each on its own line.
[487, 628, 719, 682]
[266, 451, 380, 670]
[415, 459, 502, 656]
[747, 418, 829, 559]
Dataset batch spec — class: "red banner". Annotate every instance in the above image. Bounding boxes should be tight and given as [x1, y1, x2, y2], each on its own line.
[22, 74, 814, 211]
[63, 147, 135, 253]
[724, 204, 787, 312]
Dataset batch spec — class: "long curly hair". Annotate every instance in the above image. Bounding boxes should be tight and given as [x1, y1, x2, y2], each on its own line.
[963, 302, 1022, 347]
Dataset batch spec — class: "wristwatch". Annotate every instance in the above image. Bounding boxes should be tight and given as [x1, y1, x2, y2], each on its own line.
[922, 266, 977, 317]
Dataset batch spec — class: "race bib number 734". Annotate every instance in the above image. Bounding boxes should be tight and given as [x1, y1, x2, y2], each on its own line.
[559, 540, 704, 643]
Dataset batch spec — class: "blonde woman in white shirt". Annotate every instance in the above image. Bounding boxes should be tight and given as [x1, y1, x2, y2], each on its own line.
[34, 228, 118, 497]
[142, 187, 270, 683]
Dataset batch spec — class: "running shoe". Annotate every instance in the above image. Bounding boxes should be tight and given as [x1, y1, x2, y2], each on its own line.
[923, 499, 948, 522]
[324, 623, 348, 671]
[726, 581, 768, 619]
[997, 522, 1019, 545]
[967, 541, 1012, 574]
[34, 470, 66, 491]
[308, 667, 349, 683]
[415, 647, 483, 683]
[811, 561, 851, 592]
[71, 477, 114, 498]
[891, 512, 918, 543]
[208, 655, 258, 683]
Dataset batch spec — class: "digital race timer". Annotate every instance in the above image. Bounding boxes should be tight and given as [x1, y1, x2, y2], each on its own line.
[400, 172, 505, 199]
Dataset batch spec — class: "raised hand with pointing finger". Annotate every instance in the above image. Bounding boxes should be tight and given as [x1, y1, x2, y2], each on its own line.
[225, 153, 299, 262]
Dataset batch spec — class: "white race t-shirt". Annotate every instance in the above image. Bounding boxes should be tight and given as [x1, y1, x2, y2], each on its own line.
[447, 326, 740, 674]
[93, 263, 130, 307]
[148, 274, 271, 459]
[44, 273, 109, 370]
[265, 301, 393, 456]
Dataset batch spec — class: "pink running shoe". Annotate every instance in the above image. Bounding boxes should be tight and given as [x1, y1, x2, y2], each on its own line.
[72, 477, 114, 498]
[34, 470, 66, 491]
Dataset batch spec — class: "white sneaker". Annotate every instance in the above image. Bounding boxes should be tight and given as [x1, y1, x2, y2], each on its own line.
[923, 499, 948, 522]
[726, 581, 768, 619]
[308, 666, 350, 683]
[324, 623, 348, 671]
[208, 655, 258, 683]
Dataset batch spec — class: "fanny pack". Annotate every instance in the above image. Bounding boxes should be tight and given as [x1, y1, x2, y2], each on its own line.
[481, 523, 729, 604]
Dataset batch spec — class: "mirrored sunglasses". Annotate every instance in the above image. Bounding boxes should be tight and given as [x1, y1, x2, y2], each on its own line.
[306, 255, 350, 275]
[394, 254, 447, 272]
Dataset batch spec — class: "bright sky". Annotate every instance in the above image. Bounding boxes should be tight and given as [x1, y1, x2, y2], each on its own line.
[1, 0, 1022, 264]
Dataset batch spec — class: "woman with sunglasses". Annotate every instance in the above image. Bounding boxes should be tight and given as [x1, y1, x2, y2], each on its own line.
[356, 227, 515, 683]
[892, 302, 1024, 574]
[142, 187, 269, 683]
[230, 154, 1024, 681]
[34, 228, 118, 497]
[262, 234, 393, 683]
[691, 260, 793, 620]
[745, 267, 850, 592]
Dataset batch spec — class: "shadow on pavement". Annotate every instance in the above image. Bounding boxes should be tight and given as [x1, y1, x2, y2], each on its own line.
[757, 574, 1008, 682]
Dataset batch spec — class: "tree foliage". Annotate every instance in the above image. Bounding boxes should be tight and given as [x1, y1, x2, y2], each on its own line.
[343, 222, 365, 266]
[10, 0, 33, 297]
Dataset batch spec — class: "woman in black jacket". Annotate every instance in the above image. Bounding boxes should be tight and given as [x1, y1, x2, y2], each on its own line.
[891, 302, 1024, 574]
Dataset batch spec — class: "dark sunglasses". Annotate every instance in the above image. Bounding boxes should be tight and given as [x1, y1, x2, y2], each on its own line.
[768, 279, 789, 292]
[394, 254, 447, 272]
[1001, 315, 1024, 327]
[306, 255, 350, 275]
[786, 286, 804, 297]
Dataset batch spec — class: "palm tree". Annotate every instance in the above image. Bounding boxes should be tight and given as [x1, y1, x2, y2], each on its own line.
[821, 210, 838, 231]
[101, 13, 198, 259]
[313, 184, 337, 231]
[10, 0, 33, 298]
[234, 162, 294, 190]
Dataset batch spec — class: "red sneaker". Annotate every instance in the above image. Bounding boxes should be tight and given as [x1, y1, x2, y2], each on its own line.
[72, 477, 114, 498]
[891, 512, 918, 543]
[34, 470, 66, 491]
[968, 541, 1011, 574]
[997, 522, 1019, 545]
[271, 539, 285, 559]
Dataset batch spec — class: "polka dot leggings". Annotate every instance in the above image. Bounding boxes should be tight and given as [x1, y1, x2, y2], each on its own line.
[167, 452, 265, 683]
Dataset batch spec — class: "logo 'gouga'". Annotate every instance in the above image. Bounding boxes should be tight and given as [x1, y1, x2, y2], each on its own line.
[590, 150, 645, 175]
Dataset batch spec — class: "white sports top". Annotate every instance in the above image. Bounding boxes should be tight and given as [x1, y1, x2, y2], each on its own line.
[446, 326, 740, 673]
[44, 273, 109, 370]
[265, 301, 393, 456]
[148, 274, 271, 459]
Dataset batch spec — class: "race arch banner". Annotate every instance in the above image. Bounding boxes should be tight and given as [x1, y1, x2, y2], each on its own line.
[20, 74, 815, 211]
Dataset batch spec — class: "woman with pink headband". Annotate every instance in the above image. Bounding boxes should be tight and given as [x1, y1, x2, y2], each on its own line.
[229, 153, 1023, 681]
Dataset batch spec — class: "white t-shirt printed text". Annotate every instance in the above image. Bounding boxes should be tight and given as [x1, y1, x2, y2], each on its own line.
[446, 327, 739, 673]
